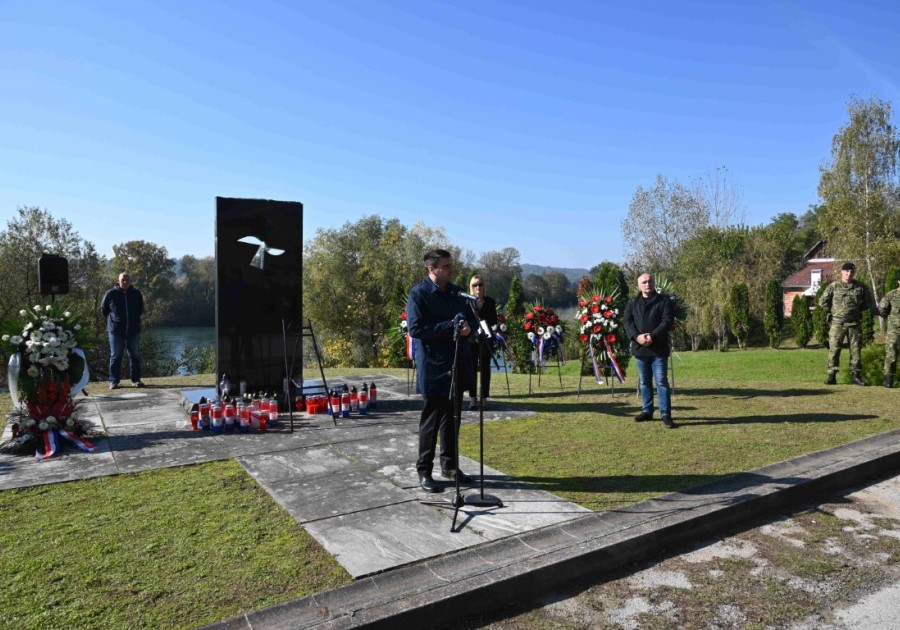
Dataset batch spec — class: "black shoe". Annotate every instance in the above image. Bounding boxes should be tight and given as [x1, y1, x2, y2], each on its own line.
[440, 469, 473, 484]
[824, 373, 837, 385]
[851, 375, 865, 386]
[419, 474, 441, 493]
[469, 399, 478, 411]
[132, 380, 145, 388]
[661, 415, 678, 429]
[108, 381, 120, 391]
[634, 411, 653, 422]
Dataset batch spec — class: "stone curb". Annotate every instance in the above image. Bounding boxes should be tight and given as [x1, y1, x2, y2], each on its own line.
[204, 428, 900, 629]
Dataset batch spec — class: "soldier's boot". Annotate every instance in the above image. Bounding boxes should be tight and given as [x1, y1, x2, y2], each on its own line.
[824, 372, 837, 385]
[885, 375, 894, 389]
[851, 374, 865, 386]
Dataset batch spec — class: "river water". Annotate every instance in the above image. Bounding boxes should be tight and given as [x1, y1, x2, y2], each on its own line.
[151, 326, 215, 374]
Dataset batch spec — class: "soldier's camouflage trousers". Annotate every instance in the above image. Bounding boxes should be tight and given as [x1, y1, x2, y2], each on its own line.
[827, 321, 862, 376]
[885, 331, 900, 377]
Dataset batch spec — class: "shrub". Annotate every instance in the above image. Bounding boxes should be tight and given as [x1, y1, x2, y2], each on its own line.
[791, 294, 813, 347]
[763, 278, 782, 348]
[813, 281, 832, 347]
[860, 343, 900, 386]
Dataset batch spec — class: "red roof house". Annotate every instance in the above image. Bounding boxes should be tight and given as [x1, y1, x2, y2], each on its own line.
[781, 240, 837, 317]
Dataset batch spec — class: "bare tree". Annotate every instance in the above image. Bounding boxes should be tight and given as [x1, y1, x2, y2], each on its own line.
[477, 247, 522, 305]
[693, 165, 745, 227]
[621, 174, 709, 274]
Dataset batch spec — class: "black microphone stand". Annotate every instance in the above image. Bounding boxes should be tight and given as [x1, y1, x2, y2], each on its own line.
[462, 300, 502, 508]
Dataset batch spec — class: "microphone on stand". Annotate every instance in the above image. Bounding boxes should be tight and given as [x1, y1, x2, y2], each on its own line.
[456, 290, 479, 301]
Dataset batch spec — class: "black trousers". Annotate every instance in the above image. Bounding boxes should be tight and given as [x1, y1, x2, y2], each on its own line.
[468, 342, 492, 399]
[417, 388, 464, 475]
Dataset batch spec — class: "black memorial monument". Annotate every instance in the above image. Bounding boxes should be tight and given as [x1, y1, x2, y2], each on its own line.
[215, 197, 303, 404]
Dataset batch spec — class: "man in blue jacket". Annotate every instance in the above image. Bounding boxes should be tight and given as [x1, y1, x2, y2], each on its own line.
[406, 249, 475, 492]
[101, 272, 145, 390]
[624, 273, 676, 428]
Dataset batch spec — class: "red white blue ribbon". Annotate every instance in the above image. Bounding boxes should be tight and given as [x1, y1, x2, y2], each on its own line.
[58, 429, 96, 453]
[35, 428, 96, 461]
[35, 429, 60, 461]
[587, 338, 605, 384]
[602, 336, 626, 384]
[536, 334, 564, 367]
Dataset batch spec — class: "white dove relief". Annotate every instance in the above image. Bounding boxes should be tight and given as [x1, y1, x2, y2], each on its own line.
[237, 236, 285, 269]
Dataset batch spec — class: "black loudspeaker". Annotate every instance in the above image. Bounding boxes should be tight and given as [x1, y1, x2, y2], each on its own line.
[39, 254, 69, 295]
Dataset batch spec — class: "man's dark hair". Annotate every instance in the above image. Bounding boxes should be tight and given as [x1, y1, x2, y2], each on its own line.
[424, 249, 452, 269]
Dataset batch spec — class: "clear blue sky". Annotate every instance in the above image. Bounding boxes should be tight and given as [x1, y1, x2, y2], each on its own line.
[2, 0, 898, 269]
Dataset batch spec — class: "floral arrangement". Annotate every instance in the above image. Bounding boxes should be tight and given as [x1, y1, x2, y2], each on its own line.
[2, 303, 95, 459]
[577, 292, 625, 383]
[523, 303, 564, 365]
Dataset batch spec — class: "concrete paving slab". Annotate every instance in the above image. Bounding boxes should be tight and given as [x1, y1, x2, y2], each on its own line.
[303, 500, 488, 577]
[260, 467, 415, 523]
[106, 429, 228, 473]
[239, 446, 359, 479]
[0, 447, 118, 490]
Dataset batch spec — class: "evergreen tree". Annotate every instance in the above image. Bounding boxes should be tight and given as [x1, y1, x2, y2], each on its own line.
[506, 275, 532, 373]
[885, 266, 900, 297]
[813, 280, 832, 346]
[791, 295, 813, 347]
[763, 278, 783, 348]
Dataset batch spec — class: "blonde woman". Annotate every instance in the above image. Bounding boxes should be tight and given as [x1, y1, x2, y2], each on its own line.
[467, 275, 498, 410]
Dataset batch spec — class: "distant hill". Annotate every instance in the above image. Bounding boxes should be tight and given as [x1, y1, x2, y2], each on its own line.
[520, 264, 590, 284]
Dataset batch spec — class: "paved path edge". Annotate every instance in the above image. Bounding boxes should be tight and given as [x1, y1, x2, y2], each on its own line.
[204, 429, 900, 630]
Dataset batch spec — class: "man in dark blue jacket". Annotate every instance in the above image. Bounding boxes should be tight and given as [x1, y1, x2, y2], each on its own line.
[406, 249, 475, 492]
[624, 273, 676, 428]
[101, 272, 145, 390]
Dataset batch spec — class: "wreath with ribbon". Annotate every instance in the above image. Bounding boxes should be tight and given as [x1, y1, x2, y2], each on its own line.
[577, 293, 625, 383]
[523, 303, 564, 366]
[2, 303, 96, 459]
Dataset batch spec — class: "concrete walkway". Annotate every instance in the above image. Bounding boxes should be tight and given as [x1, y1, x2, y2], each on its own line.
[0, 374, 589, 577]
[4, 376, 900, 628]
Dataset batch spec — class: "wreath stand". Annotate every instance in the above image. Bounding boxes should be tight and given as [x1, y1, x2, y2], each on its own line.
[495, 347, 512, 396]
[406, 359, 416, 395]
[528, 347, 564, 394]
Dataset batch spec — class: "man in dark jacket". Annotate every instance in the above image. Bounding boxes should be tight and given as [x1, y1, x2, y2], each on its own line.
[406, 249, 475, 492]
[101, 272, 145, 390]
[624, 273, 676, 428]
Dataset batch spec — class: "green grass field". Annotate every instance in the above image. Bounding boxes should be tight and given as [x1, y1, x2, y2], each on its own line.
[1, 346, 897, 628]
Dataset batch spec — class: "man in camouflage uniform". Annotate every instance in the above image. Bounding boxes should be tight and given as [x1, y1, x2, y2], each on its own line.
[879, 278, 900, 388]
[819, 262, 877, 386]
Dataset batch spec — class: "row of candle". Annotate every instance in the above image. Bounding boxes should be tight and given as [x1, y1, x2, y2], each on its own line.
[298, 382, 379, 418]
[190, 399, 278, 433]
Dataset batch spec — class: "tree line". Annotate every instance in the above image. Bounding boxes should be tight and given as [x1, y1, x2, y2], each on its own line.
[3, 94, 898, 378]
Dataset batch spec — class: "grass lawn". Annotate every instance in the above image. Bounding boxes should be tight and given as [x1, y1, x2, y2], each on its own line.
[456, 345, 900, 511]
[1, 346, 898, 628]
